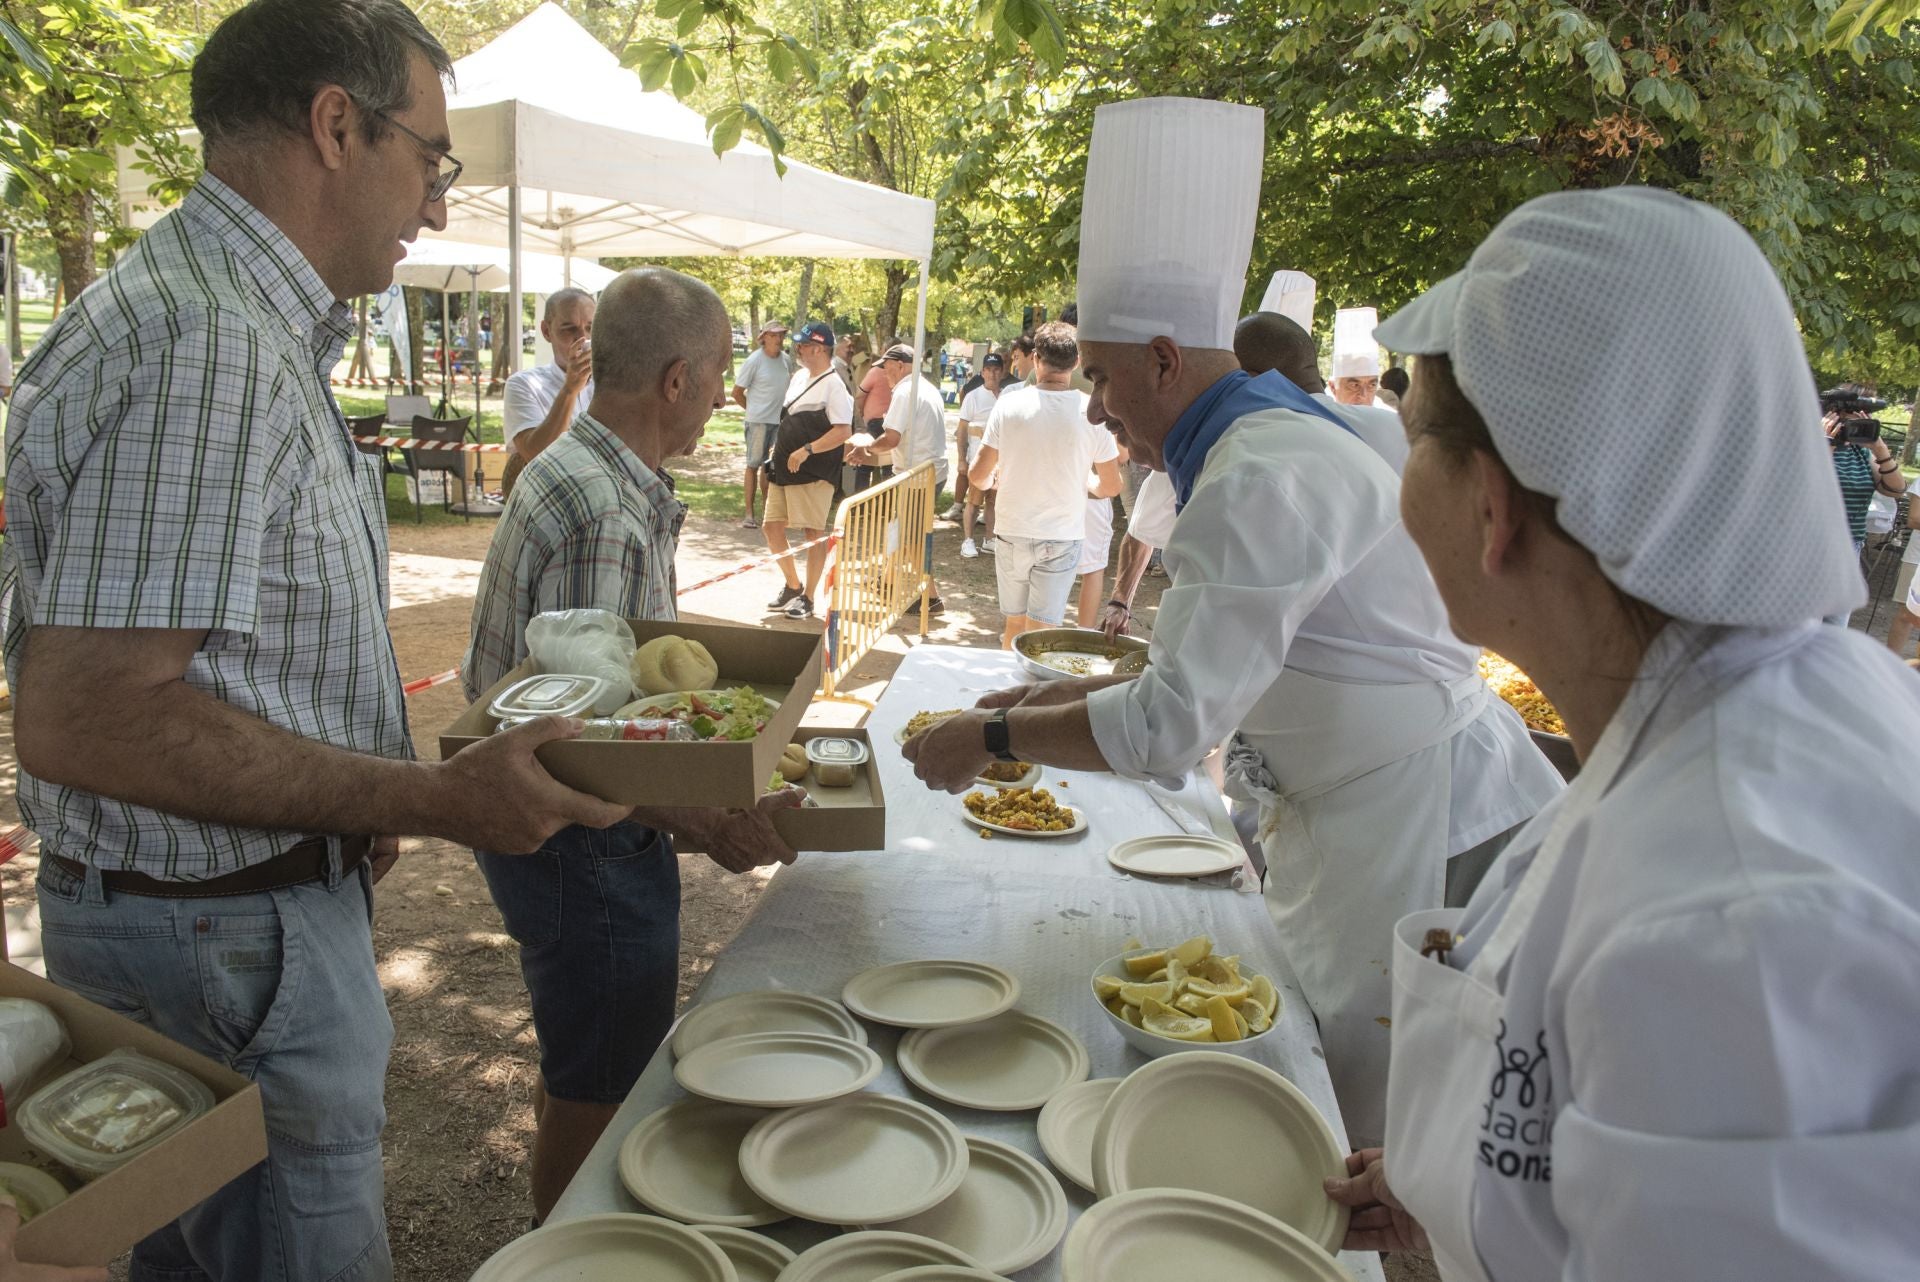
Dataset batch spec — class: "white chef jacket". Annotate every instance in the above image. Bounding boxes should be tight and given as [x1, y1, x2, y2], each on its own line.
[1444, 620, 1920, 1280]
[1088, 407, 1558, 856]
[1312, 390, 1408, 474]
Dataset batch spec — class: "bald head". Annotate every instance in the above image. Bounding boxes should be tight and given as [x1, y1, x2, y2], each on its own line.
[1234, 312, 1324, 393]
[591, 267, 732, 396]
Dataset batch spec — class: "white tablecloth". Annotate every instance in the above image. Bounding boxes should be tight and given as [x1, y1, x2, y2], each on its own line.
[549, 645, 1383, 1282]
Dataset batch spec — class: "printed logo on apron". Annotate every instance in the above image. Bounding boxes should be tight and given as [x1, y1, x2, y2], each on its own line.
[1479, 1019, 1553, 1183]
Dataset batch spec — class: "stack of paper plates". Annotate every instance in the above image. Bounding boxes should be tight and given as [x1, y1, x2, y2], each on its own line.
[841, 960, 1020, 1028]
[673, 1031, 881, 1108]
[670, 990, 866, 1059]
[468, 1213, 735, 1282]
[870, 1137, 1067, 1274]
[897, 1011, 1089, 1111]
[687, 1224, 794, 1282]
[1061, 1188, 1348, 1281]
[1034, 1078, 1121, 1192]
[776, 1230, 981, 1281]
[738, 1094, 969, 1225]
[1090, 1052, 1349, 1252]
[617, 1099, 784, 1227]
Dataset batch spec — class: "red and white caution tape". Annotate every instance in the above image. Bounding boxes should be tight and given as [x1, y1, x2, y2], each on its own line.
[0, 824, 36, 866]
[402, 668, 462, 697]
[675, 532, 837, 597]
[354, 434, 511, 453]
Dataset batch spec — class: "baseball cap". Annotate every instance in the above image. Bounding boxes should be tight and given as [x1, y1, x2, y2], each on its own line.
[795, 321, 834, 347]
[881, 343, 916, 363]
[982, 353, 1005, 368]
[758, 319, 789, 335]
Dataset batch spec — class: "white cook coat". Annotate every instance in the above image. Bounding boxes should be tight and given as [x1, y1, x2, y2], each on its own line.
[1397, 620, 1920, 1280]
[1086, 407, 1562, 1145]
[1312, 391, 1409, 474]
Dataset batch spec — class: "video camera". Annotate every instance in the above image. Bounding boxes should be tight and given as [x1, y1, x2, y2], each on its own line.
[1821, 384, 1889, 446]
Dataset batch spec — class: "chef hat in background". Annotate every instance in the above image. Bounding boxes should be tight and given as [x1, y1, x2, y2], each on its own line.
[1077, 98, 1266, 350]
[1331, 307, 1382, 378]
[1376, 187, 1861, 627]
[1259, 271, 1317, 332]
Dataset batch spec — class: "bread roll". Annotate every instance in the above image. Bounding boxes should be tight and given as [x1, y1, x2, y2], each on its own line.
[630, 635, 719, 696]
[778, 743, 810, 782]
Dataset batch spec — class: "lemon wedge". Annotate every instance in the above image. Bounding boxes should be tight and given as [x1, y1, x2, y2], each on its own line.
[1171, 935, 1213, 967]
[1119, 978, 1176, 1006]
[1186, 976, 1252, 1004]
[1243, 1002, 1273, 1035]
[1172, 992, 1209, 1018]
[1204, 994, 1242, 1042]
[1247, 973, 1279, 1019]
[1123, 949, 1169, 977]
[1141, 996, 1216, 1042]
[1093, 974, 1125, 1001]
[1121, 1003, 1144, 1029]
[1232, 1007, 1250, 1039]
[1191, 955, 1241, 986]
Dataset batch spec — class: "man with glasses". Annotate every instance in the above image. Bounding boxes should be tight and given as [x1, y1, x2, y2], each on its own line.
[2, 3, 630, 1277]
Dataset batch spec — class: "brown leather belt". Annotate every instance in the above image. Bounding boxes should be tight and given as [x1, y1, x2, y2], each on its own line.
[53, 834, 373, 899]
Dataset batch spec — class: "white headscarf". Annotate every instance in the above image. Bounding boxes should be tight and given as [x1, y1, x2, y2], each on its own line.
[1375, 187, 1862, 627]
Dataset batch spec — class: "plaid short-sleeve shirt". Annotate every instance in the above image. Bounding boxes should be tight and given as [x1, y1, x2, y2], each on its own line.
[0, 176, 410, 878]
[462, 413, 686, 701]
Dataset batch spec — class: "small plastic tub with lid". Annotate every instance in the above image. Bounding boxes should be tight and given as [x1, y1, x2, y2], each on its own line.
[17, 1050, 216, 1178]
[486, 674, 611, 724]
[804, 736, 870, 787]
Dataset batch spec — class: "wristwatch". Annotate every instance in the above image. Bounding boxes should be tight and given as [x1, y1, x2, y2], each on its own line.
[983, 708, 1019, 763]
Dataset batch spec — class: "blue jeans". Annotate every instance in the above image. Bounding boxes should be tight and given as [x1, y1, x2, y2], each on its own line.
[474, 822, 679, 1103]
[37, 850, 392, 1282]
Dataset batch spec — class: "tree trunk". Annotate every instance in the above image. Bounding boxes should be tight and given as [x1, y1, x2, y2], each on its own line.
[792, 259, 815, 329]
[5, 233, 19, 360]
[404, 286, 427, 396]
[877, 265, 911, 347]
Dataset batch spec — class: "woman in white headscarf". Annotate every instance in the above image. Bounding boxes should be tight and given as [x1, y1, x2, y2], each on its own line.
[1323, 188, 1920, 1279]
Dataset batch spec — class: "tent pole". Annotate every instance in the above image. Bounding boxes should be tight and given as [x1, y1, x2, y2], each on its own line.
[439, 286, 452, 416]
[507, 185, 524, 388]
[911, 258, 929, 376]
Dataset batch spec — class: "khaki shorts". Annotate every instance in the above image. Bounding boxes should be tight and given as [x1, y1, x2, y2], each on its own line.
[766, 479, 834, 530]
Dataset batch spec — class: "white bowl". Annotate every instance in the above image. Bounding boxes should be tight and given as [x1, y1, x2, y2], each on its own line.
[1090, 952, 1279, 1059]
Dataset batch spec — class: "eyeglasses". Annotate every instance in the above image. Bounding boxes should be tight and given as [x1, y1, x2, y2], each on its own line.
[372, 107, 463, 202]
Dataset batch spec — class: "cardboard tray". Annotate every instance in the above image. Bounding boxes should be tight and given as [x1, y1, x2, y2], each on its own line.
[0, 964, 268, 1267]
[440, 619, 825, 810]
[773, 728, 887, 852]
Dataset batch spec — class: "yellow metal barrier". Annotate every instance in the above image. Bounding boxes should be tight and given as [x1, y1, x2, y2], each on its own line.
[820, 461, 938, 700]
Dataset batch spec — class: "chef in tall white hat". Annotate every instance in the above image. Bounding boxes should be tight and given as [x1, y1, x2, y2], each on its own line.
[1259, 269, 1317, 331]
[1331, 306, 1385, 406]
[902, 96, 1563, 1148]
[1324, 188, 1920, 1279]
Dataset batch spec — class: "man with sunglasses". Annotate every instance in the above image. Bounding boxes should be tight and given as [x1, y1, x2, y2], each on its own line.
[2, 3, 632, 1277]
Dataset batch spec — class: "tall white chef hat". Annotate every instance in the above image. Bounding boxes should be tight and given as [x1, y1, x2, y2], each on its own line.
[1376, 187, 1862, 627]
[1077, 97, 1266, 350]
[1331, 307, 1381, 378]
[1259, 271, 1317, 331]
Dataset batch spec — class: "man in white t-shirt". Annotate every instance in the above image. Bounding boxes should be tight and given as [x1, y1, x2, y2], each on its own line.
[731, 320, 791, 528]
[500, 288, 595, 499]
[953, 352, 1005, 553]
[870, 344, 951, 617]
[968, 322, 1122, 647]
[763, 321, 854, 619]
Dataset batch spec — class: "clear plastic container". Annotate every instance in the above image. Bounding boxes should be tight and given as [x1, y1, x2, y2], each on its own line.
[0, 998, 69, 1124]
[487, 674, 611, 722]
[500, 716, 694, 742]
[805, 736, 870, 786]
[17, 1050, 216, 1178]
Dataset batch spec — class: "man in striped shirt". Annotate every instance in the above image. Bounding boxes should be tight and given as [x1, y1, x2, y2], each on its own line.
[1, 2, 628, 1277]
[464, 266, 801, 1221]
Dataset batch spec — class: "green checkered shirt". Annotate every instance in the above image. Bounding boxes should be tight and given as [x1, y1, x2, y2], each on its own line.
[463, 412, 686, 702]
[1, 175, 410, 878]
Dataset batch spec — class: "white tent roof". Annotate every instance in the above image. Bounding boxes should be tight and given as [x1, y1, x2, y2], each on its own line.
[440, 4, 934, 262]
[394, 237, 617, 293]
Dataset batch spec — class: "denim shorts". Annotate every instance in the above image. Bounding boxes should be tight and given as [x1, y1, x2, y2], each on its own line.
[475, 821, 680, 1104]
[744, 420, 779, 469]
[993, 534, 1084, 625]
[37, 847, 393, 1282]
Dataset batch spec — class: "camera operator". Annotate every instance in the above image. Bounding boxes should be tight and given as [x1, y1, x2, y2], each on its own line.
[1823, 384, 1904, 553]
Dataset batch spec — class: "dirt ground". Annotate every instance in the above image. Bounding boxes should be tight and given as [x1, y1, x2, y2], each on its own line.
[0, 424, 1176, 1279]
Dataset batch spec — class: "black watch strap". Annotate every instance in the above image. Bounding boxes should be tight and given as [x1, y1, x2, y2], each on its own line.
[983, 708, 1019, 762]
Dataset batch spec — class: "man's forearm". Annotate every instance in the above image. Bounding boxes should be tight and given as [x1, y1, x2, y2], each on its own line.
[1005, 700, 1114, 772]
[814, 424, 853, 452]
[1112, 536, 1153, 606]
[514, 390, 579, 462]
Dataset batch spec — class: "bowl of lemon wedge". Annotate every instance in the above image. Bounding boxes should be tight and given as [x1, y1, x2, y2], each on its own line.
[1091, 935, 1281, 1059]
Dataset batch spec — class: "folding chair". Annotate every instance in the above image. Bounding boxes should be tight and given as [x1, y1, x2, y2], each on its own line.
[403, 415, 474, 523]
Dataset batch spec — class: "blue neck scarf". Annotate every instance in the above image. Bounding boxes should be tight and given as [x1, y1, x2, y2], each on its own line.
[1162, 370, 1355, 509]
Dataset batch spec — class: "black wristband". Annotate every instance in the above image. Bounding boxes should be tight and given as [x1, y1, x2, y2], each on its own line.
[1107, 598, 1130, 612]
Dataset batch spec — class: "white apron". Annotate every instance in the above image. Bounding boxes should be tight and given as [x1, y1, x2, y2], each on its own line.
[1382, 654, 1685, 1279]
[1225, 668, 1487, 1148]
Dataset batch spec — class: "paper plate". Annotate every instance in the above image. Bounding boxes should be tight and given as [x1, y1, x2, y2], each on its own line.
[1060, 1188, 1349, 1282]
[958, 798, 1087, 839]
[1090, 1052, 1350, 1253]
[873, 1269, 1011, 1282]
[1106, 834, 1242, 878]
[841, 960, 1020, 1029]
[617, 1098, 786, 1227]
[897, 1011, 1089, 1111]
[1034, 1078, 1121, 1192]
[777, 1231, 981, 1282]
[469, 1213, 735, 1282]
[870, 1137, 1068, 1275]
[671, 990, 867, 1060]
[738, 1093, 969, 1225]
[688, 1224, 795, 1282]
[673, 1031, 882, 1108]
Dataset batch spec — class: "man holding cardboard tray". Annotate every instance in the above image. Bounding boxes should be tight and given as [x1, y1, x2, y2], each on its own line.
[464, 266, 803, 1223]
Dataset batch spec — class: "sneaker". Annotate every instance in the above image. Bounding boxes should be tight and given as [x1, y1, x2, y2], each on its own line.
[741, 515, 761, 529]
[960, 539, 979, 559]
[906, 596, 945, 616]
[980, 538, 995, 555]
[767, 583, 803, 611]
[942, 503, 964, 521]
[784, 593, 814, 619]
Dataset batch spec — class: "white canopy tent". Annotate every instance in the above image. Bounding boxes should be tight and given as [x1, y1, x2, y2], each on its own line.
[120, 4, 938, 373]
